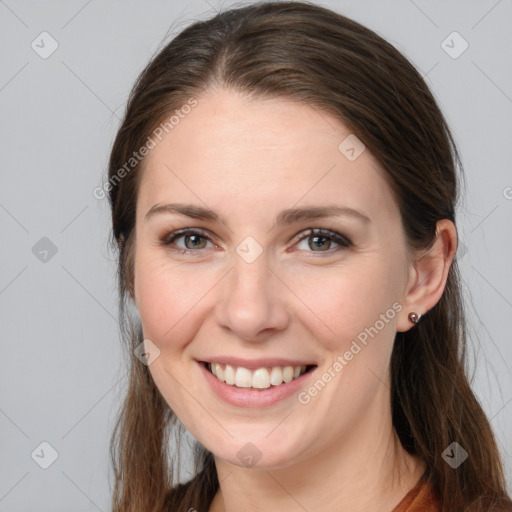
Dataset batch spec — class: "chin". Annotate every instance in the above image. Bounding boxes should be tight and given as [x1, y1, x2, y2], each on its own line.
[204, 431, 307, 470]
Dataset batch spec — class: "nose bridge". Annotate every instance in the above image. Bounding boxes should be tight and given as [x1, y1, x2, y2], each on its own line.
[233, 246, 272, 295]
[214, 243, 288, 340]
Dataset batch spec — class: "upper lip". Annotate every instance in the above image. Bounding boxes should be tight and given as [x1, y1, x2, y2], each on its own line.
[199, 357, 316, 369]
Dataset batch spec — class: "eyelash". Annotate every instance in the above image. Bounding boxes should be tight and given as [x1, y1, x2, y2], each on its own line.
[157, 228, 352, 256]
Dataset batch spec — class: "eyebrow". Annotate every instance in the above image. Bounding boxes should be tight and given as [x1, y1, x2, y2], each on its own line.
[144, 202, 371, 226]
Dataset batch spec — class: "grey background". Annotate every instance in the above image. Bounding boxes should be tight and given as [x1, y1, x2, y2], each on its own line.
[1, 0, 511, 510]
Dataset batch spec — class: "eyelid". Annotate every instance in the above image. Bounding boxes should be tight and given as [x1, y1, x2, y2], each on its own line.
[158, 227, 216, 252]
[290, 228, 352, 251]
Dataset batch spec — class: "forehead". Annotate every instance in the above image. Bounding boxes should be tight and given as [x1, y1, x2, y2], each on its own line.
[136, 89, 400, 227]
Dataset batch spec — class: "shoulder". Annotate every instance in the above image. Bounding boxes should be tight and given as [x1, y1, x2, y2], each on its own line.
[392, 474, 439, 512]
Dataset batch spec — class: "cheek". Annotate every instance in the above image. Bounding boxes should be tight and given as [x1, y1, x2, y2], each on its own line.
[294, 264, 402, 429]
[293, 262, 399, 353]
[134, 253, 207, 349]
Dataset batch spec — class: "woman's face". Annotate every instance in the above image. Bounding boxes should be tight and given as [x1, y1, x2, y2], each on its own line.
[133, 88, 416, 468]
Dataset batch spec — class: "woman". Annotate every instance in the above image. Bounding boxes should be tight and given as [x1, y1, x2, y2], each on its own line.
[106, 2, 512, 511]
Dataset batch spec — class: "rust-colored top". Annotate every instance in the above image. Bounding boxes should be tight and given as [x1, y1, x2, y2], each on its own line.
[392, 473, 439, 512]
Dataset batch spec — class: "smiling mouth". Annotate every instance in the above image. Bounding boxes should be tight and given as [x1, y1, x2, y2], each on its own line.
[202, 361, 317, 390]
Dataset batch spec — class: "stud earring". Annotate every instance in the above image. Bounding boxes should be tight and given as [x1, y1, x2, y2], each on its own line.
[408, 312, 422, 324]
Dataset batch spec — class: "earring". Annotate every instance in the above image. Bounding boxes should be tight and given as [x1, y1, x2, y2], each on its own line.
[408, 312, 422, 324]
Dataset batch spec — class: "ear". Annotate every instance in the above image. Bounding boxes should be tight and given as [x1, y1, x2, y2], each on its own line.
[396, 219, 458, 332]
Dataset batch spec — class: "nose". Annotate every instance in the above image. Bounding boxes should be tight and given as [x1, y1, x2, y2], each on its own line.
[214, 248, 289, 342]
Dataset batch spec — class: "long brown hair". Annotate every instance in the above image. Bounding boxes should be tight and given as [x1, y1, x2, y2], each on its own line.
[106, 2, 512, 511]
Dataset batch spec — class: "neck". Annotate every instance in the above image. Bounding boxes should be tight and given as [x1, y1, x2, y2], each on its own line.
[209, 387, 426, 512]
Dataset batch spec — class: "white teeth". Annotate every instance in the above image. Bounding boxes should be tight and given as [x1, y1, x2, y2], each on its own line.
[283, 366, 294, 383]
[270, 367, 283, 386]
[235, 367, 253, 387]
[224, 364, 236, 385]
[208, 363, 309, 389]
[214, 363, 224, 381]
[252, 368, 270, 389]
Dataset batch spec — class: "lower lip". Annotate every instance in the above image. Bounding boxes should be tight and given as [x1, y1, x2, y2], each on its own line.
[198, 361, 317, 408]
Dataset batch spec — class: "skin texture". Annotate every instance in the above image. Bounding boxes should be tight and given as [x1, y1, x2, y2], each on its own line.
[132, 88, 457, 512]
